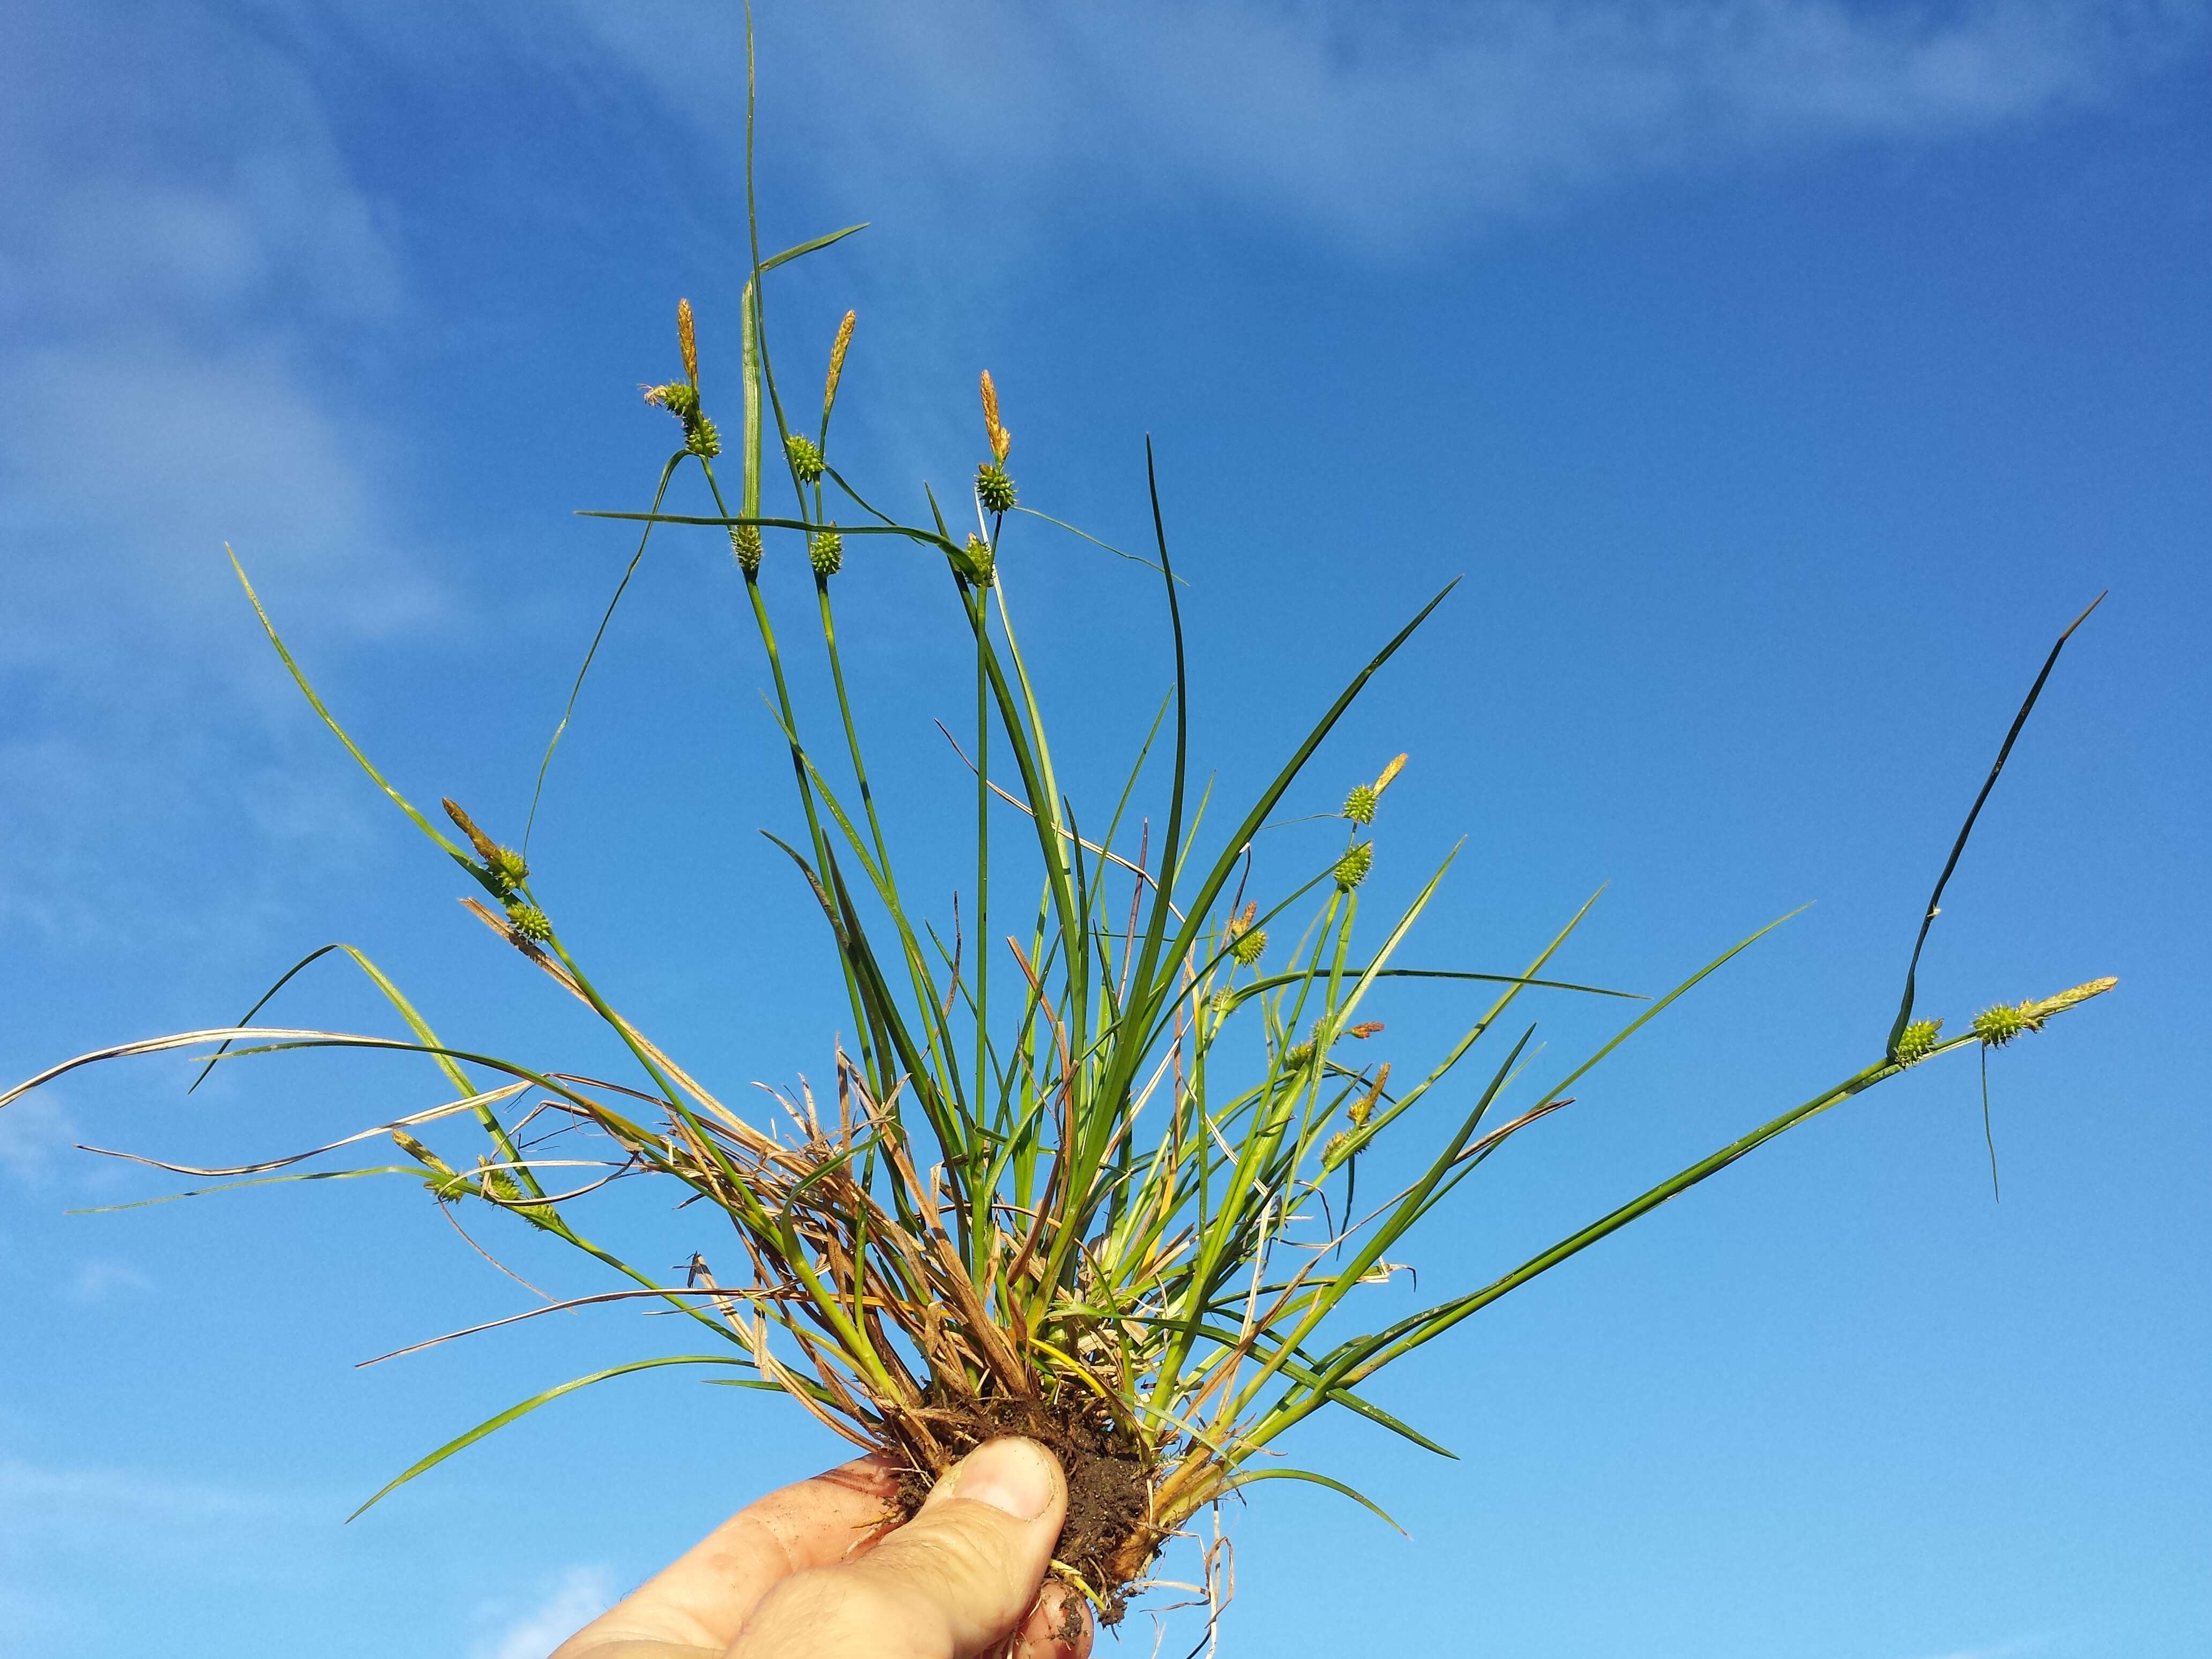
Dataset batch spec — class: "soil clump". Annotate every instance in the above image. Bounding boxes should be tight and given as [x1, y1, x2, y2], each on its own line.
[892, 1388, 1161, 1626]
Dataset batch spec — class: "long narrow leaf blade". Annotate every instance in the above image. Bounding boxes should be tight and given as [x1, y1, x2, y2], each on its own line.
[1887, 593, 2105, 1053]
[346, 1356, 746, 1521]
[1219, 1467, 1407, 1535]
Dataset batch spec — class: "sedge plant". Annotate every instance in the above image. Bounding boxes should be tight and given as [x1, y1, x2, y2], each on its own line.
[1, 36, 2117, 1632]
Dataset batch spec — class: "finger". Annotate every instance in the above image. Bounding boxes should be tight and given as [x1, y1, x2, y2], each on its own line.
[732, 1437, 1068, 1659]
[1013, 1580, 1095, 1659]
[550, 1454, 900, 1657]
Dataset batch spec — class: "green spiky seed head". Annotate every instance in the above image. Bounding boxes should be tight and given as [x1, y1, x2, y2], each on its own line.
[785, 434, 825, 483]
[1282, 1041, 1316, 1072]
[1343, 783, 1378, 825]
[1321, 1131, 1355, 1174]
[962, 532, 996, 588]
[485, 846, 529, 895]
[1892, 1018, 1943, 1066]
[976, 462, 1017, 514]
[730, 524, 764, 577]
[646, 381, 698, 420]
[479, 1163, 557, 1228]
[1972, 1002, 2032, 1047]
[810, 529, 844, 578]
[1334, 841, 1374, 891]
[1229, 926, 1268, 967]
[506, 902, 553, 942]
[685, 413, 721, 458]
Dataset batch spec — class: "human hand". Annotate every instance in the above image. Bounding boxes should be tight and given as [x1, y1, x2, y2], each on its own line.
[549, 1437, 1092, 1659]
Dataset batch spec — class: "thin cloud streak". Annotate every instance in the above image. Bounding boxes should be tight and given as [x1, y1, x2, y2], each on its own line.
[575, 0, 2210, 249]
[469, 1565, 617, 1659]
[0, 1459, 286, 1530]
[0, 4, 440, 954]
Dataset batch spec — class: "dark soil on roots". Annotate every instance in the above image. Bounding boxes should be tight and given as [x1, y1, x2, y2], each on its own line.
[894, 1388, 1160, 1626]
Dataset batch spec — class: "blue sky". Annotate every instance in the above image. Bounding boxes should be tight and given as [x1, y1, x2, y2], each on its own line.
[2, 3, 2207, 1656]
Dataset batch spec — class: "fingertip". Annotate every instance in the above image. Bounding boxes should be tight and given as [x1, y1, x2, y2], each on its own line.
[935, 1437, 1063, 1523]
[1013, 1581, 1094, 1659]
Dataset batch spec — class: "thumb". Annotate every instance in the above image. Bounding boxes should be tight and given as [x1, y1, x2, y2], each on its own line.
[733, 1437, 1069, 1659]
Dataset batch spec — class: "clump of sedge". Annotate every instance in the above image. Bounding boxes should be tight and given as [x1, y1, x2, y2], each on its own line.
[0, 146, 2117, 1640]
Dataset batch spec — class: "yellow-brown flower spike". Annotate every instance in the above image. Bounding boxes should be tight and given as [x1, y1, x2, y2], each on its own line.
[441, 797, 501, 865]
[2023, 976, 2118, 1023]
[979, 370, 1011, 462]
[1346, 755, 1408, 824]
[393, 1131, 468, 1199]
[1348, 1062, 1391, 1127]
[391, 1131, 450, 1174]
[824, 310, 856, 421]
[677, 298, 698, 386]
[1976, 976, 2117, 1047]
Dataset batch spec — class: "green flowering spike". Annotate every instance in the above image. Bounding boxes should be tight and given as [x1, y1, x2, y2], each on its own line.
[2022, 976, 2118, 1024]
[1229, 926, 1268, 967]
[393, 1131, 469, 1200]
[485, 846, 529, 895]
[1343, 783, 1378, 825]
[686, 413, 721, 458]
[976, 462, 1017, 514]
[730, 524, 764, 578]
[506, 901, 553, 943]
[1282, 1041, 1315, 1072]
[1321, 1131, 1355, 1174]
[1892, 1018, 1943, 1066]
[1334, 841, 1374, 891]
[785, 434, 826, 483]
[645, 382, 699, 421]
[1972, 1002, 2031, 1047]
[810, 529, 844, 578]
[962, 532, 996, 588]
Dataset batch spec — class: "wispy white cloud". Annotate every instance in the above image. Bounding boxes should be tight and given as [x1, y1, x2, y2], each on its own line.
[65, 1258, 157, 1303]
[0, 5, 439, 951]
[0, 6, 425, 642]
[570, 0, 2209, 249]
[468, 1564, 617, 1659]
[0, 1459, 283, 1533]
